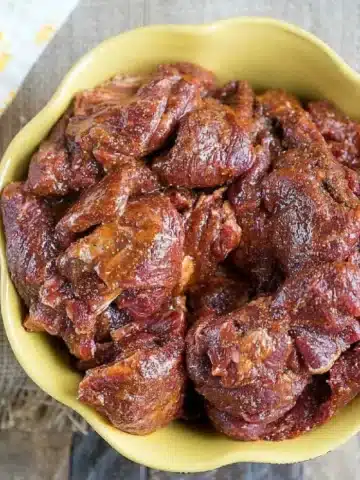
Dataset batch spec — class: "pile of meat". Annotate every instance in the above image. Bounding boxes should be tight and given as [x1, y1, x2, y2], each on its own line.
[3, 62, 360, 440]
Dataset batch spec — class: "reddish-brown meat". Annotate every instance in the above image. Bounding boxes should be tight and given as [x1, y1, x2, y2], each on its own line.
[186, 297, 308, 424]
[56, 194, 184, 334]
[26, 112, 72, 196]
[229, 131, 278, 290]
[184, 189, 241, 285]
[65, 63, 215, 187]
[74, 75, 144, 116]
[152, 86, 254, 188]
[262, 147, 360, 275]
[273, 260, 360, 373]
[78, 332, 186, 435]
[206, 375, 330, 441]
[55, 161, 159, 247]
[89, 63, 215, 159]
[230, 90, 360, 280]
[208, 344, 360, 441]
[1, 183, 59, 305]
[308, 100, 360, 170]
[188, 268, 251, 317]
[58, 194, 183, 290]
[7, 67, 360, 440]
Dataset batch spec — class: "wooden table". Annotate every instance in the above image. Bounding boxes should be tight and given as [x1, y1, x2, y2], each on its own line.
[1, 0, 360, 478]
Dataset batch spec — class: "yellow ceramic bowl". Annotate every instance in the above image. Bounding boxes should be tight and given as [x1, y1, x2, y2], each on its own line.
[2, 17, 360, 473]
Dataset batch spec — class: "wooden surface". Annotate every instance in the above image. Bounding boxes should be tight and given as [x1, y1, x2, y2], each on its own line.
[2, 0, 360, 478]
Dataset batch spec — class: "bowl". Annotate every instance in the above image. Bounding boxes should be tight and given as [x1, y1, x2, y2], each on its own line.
[2, 17, 360, 473]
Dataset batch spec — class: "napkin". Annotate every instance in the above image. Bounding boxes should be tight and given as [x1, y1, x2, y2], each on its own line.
[0, 0, 78, 114]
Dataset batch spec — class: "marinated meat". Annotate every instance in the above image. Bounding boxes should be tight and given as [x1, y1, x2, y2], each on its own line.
[79, 325, 186, 434]
[208, 345, 360, 441]
[58, 194, 183, 290]
[26, 112, 72, 196]
[5, 64, 360, 439]
[55, 161, 159, 247]
[186, 297, 309, 424]
[88, 63, 215, 164]
[188, 268, 250, 317]
[229, 131, 277, 290]
[56, 194, 184, 334]
[263, 147, 360, 275]
[152, 83, 254, 188]
[1, 183, 59, 305]
[207, 375, 330, 441]
[164, 187, 196, 213]
[230, 90, 360, 281]
[184, 189, 241, 285]
[272, 260, 360, 374]
[74, 75, 144, 116]
[273, 260, 360, 334]
[308, 100, 360, 170]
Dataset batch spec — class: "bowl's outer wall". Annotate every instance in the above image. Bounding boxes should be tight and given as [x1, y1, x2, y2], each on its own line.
[1, 18, 360, 472]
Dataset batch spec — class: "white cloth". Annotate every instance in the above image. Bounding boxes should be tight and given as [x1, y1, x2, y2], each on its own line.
[0, 0, 78, 113]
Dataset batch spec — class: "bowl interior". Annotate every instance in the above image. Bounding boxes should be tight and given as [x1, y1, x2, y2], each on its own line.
[1, 17, 360, 472]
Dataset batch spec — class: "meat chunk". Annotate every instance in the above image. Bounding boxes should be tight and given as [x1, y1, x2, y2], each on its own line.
[1, 183, 59, 305]
[273, 260, 360, 373]
[164, 187, 196, 213]
[152, 90, 254, 188]
[65, 111, 105, 189]
[78, 332, 185, 435]
[156, 62, 216, 96]
[65, 63, 214, 187]
[186, 297, 308, 424]
[188, 268, 250, 317]
[262, 148, 360, 275]
[273, 260, 360, 334]
[184, 189, 241, 285]
[209, 344, 360, 441]
[57, 194, 184, 332]
[88, 62, 215, 162]
[229, 131, 278, 290]
[55, 161, 159, 246]
[58, 194, 183, 290]
[22, 274, 97, 361]
[207, 375, 329, 441]
[74, 74, 144, 116]
[115, 287, 170, 320]
[308, 100, 360, 170]
[26, 113, 72, 196]
[230, 90, 360, 279]
[259, 89, 327, 149]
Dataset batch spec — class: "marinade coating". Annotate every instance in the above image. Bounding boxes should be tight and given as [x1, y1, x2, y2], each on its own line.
[273, 260, 360, 373]
[207, 344, 360, 440]
[183, 189, 241, 285]
[57, 194, 184, 333]
[186, 297, 308, 424]
[55, 161, 159, 247]
[26, 112, 72, 197]
[229, 130, 278, 290]
[262, 147, 360, 275]
[308, 100, 360, 170]
[78, 307, 186, 435]
[7, 66, 360, 439]
[152, 82, 255, 188]
[1, 183, 59, 305]
[188, 268, 251, 317]
[231, 90, 360, 283]
[74, 75, 144, 116]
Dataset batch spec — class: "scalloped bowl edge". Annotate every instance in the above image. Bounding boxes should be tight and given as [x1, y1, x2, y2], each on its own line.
[1, 17, 360, 472]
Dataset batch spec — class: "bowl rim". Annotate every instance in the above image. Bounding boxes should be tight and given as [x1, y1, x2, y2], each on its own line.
[2, 16, 360, 472]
